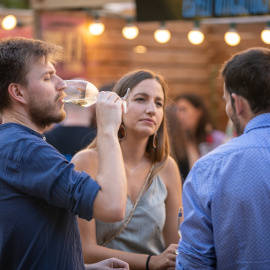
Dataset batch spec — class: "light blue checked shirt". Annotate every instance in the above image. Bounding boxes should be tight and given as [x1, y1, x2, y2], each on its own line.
[176, 113, 270, 270]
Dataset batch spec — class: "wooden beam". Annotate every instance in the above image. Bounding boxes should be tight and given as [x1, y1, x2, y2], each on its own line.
[30, 0, 133, 10]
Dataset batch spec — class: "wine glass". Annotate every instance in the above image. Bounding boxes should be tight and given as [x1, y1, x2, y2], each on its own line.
[63, 80, 130, 113]
[177, 207, 184, 238]
[63, 80, 99, 107]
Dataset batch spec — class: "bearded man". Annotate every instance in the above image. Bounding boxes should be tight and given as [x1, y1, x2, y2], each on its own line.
[0, 37, 128, 270]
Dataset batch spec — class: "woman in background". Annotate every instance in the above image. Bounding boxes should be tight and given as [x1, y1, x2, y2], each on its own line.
[72, 69, 182, 270]
[171, 93, 225, 181]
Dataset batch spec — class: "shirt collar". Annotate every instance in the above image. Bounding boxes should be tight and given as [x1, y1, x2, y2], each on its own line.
[244, 113, 270, 134]
[0, 122, 44, 139]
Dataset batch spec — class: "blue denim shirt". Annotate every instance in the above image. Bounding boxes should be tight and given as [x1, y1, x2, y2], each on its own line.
[0, 123, 100, 270]
[176, 113, 270, 270]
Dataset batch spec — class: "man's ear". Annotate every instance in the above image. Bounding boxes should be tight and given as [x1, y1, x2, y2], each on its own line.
[8, 83, 27, 105]
[231, 93, 244, 116]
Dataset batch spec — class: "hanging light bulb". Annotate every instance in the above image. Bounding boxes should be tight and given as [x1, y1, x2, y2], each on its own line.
[261, 22, 270, 44]
[89, 14, 105, 36]
[154, 21, 171, 44]
[224, 23, 241, 46]
[133, 45, 147, 54]
[188, 21, 204, 45]
[89, 22, 104, 36]
[122, 18, 139, 40]
[1, 15, 17, 30]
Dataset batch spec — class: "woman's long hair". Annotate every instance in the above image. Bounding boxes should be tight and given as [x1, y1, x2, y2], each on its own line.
[87, 69, 171, 178]
[174, 93, 213, 145]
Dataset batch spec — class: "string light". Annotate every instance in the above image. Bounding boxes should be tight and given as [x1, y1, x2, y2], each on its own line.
[154, 21, 171, 44]
[89, 14, 105, 36]
[122, 24, 139, 40]
[122, 18, 139, 40]
[1, 15, 17, 30]
[261, 22, 270, 44]
[188, 21, 204, 45]
[224, 23, 241, 46]
[133, 45, 147, 53]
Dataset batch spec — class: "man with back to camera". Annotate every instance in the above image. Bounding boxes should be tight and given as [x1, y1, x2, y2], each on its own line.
[176, 47, 270, 269]
[0, 37, 129, 269]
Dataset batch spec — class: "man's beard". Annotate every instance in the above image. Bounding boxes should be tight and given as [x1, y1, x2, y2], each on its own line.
[28, 95, 66, 129]
[230, 104, 244, 136]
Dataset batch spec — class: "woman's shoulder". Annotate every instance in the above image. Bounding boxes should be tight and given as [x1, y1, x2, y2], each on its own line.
[162, 156, 178, 171]
[72, 148, 97, 161]
[71, 148, 99, 173]
[158, 157, 180, 184]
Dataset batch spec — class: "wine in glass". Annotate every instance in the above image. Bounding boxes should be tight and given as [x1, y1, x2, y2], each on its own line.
[63, 80, 130, 113]
[63, 80, 99, 107]
[177, 207, 184, 238]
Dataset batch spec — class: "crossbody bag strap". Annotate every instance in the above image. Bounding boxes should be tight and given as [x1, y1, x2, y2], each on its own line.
[102, 164, 154, 246]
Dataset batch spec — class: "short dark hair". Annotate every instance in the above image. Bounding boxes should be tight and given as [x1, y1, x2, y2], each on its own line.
[0, 37, 62, 112]
[220, 47, 270, 114]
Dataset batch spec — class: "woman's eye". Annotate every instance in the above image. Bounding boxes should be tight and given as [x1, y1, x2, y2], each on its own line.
[135, 97, 145, 102]
[44, 76, 51, 81]
[156, 101, 163, 107]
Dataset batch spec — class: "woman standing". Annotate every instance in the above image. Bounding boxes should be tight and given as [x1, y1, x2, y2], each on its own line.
[173, 93, 226, 180]
[72, 69, 182, 270]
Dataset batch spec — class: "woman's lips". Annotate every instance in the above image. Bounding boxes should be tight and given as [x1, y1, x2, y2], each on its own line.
[141, 118, 155, 125]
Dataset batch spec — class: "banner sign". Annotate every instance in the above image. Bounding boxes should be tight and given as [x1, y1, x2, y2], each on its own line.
[136, 0, 270, 22]
[183, 0, 269, 18]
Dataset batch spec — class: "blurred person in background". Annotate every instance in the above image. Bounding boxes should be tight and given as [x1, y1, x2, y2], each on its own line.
[165, 105, 189, 183]
[99, 81, 117, 93]
[72, 69, 182, 270]
[44, 102, 97, 161]
[173, 93, 226, 180]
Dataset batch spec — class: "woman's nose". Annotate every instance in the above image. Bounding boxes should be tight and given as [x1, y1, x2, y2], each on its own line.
[146, 101, 156, 114]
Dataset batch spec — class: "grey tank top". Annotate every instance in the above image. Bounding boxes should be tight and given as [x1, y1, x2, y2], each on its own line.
[96, 174, 168, 255]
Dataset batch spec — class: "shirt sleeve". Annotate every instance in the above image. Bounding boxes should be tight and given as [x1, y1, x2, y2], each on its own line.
[17, 140, 100, 221]
[176, 158, 218, 270]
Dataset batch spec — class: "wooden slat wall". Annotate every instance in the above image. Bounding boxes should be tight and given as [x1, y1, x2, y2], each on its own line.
[84, 16, 216, 125]
[85, 18, 210, 95]
[37, 11, 270, 131]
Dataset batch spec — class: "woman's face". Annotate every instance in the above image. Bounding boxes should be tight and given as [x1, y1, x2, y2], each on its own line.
[123, 78, 164, 138]
[175, 98, 202, 132]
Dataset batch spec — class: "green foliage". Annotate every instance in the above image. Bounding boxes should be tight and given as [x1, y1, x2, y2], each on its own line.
[1, 0, 30, 9]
